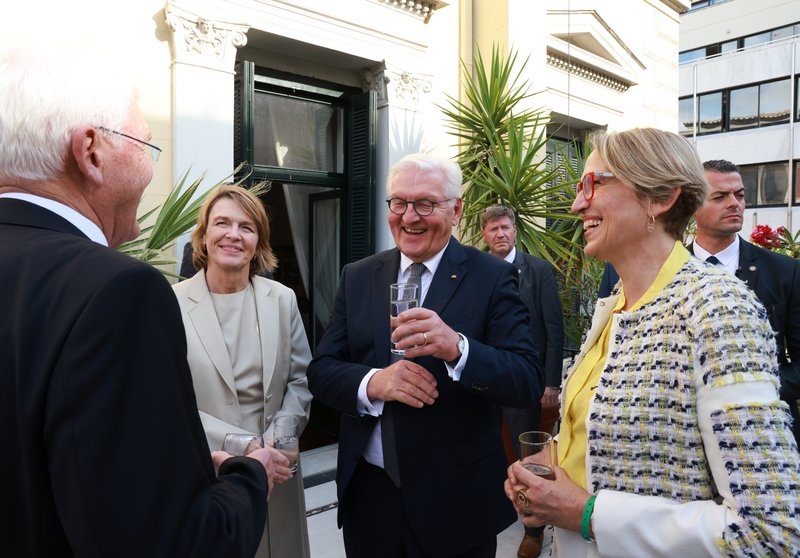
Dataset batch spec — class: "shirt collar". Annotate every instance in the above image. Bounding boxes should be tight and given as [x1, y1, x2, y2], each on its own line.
[693, 235, 739, 271]
[503, 246, 516, 264]
[0, 192, 108, 246]
[399, 239, 450, 277]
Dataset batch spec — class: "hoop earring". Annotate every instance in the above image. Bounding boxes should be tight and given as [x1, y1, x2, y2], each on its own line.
[646, 199, 655, 233]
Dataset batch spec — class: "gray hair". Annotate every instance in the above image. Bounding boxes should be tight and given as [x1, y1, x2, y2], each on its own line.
[481, 205, 516, 228]
[0, 40, 137, 183]
[386, 153, 462, 202]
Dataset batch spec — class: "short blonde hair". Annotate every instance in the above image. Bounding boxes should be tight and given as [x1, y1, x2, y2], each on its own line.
[191, 185, 277, 276]
[589, 128, 708, 240]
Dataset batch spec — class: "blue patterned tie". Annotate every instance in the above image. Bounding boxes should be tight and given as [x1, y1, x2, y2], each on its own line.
[706, 255, 720, 266]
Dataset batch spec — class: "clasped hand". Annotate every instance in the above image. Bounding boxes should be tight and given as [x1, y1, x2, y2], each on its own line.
[390, 307, 461, 362]
[212, 445, 292, 498]
[504, 460, 592, 533]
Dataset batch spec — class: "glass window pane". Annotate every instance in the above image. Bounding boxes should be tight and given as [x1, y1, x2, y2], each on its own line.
[740, 165, 759, 206]
[679, 97, 696, 136]
[253, 91, 344, 172]
[771, 26, 796, 41]
[698, 92, 722, 133]
[761, 162, 790, 205]
[721, 40, 738, 54]
[679, 48, 707, 64]
[744, 32, 771, 48]
[759, 79, 790, 125]
[795, 162, 800, 204]
[729, 86, 758, 130]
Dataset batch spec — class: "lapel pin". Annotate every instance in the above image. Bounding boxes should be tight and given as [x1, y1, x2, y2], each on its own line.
[749, 266, 756, 272]
[450, 274, 457, 279]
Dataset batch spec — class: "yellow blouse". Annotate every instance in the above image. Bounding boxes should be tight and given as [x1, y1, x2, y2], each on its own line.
[557, 241, 689, 488]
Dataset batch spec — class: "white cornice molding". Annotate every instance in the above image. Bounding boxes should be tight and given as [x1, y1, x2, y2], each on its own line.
[374, 0, 448, 24]
[164, 2, 250, 72]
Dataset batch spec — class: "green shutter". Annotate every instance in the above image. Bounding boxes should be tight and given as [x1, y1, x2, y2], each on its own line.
[345, 91, 376, 263]
[233, 60, 255, 188]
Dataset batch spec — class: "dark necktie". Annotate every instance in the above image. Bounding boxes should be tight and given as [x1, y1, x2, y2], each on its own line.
[382, 263, 425, 486]
[706, 255, 720, 265]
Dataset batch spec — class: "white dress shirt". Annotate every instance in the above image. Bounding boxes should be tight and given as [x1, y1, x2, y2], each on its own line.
[693, 235, 739, 275]
[0, 192, 108, 246]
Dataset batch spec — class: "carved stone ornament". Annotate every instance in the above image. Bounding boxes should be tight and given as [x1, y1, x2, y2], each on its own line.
[362, 66, 390, 107]
[382, 67, 433, 111]
[164, 2, 249, 72]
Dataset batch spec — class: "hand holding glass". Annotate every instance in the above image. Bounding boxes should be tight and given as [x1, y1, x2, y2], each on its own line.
[390, 282, 419, 356]
[518, 431, 555, 480]
[273, 416, 300, 474]
[222, 433, 263, 456]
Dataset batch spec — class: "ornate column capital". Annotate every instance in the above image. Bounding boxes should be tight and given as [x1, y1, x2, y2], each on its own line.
[164, 2, 249, 72]
[363, 64, 432, 111]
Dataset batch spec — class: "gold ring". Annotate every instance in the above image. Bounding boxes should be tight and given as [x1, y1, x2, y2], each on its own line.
[422, 332, 428, 346]
[515, 488, 529, 508]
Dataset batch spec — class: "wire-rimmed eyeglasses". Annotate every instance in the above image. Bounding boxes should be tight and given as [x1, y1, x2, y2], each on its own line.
[576, 171, 614, 201]
[386, 197, 455, 216]
[98, 126, 162, 162]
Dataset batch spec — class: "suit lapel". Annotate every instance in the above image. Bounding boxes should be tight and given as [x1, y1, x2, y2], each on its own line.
[253, 278, 278, 393]
[185, 271, 238, 395]
[0, 197, 89, 239]
[372, 250, 401, 366]
[736, 237, 759, 290]
[424, 238, 468, 315]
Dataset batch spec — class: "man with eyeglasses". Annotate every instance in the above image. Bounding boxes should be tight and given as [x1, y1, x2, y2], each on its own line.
[0, 41, 280, 556]
[308, 153, 543, 558]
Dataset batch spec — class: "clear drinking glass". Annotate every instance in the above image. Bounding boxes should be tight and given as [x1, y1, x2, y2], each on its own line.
[273, 416, 300, 474]
[390, 282, 419, 356]
[518, 431, 555, 480]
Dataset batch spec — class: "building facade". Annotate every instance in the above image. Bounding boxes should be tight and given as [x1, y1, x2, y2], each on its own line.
[679, 0, 800, 237]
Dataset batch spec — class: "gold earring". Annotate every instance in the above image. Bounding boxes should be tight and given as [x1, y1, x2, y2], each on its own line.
[646, 198, 655, 233]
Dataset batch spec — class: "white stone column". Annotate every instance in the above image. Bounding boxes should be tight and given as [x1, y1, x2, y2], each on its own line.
[363, 64, 434, 252]
[163, 1, 249, 263]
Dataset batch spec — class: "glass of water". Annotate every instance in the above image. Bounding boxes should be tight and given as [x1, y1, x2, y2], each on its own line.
[222, 433, 263, 456]
[390, 282, 419, 356]
[273, 416, 300, 475]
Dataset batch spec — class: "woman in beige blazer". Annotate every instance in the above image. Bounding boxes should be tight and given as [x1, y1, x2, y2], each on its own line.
[173, 185, 313, 558]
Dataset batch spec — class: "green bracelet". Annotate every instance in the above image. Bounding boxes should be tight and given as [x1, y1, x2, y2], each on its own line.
[581, 495, 597, 542]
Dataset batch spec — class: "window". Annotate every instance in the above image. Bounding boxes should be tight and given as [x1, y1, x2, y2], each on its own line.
[698, 92, 723, 134]
[740, 162, 791, 206]
[679, 97, 695, 136]
[743, 31, 772, 48]
[679, 47, 707, 64]
[729, 86, 758, 130]
[759, 79, 791, 125]
[680, 78, 791, 136]
[720, 40, 738, 54]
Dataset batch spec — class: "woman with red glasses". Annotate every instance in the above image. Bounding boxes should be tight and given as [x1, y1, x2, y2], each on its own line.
[506, 128, 799, 557]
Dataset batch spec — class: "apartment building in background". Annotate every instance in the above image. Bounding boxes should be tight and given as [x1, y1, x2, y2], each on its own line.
[679, 0, 800, 236]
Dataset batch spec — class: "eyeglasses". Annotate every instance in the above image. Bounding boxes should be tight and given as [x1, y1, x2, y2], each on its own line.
[577, 171, 615, 201]
[386, 197, 455, 216]
[98, 127, 162, 162]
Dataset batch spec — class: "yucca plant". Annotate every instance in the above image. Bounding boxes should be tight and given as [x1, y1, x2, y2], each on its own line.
[439, 44, 582, 275]
[118, 164, 269, 278]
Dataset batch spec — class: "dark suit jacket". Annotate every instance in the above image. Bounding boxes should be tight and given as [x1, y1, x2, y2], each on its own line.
[597, 262, 620, 299]
[513, 251, 564, 387]
[306, 238, 542, 556]
[0, 199, 269, 557]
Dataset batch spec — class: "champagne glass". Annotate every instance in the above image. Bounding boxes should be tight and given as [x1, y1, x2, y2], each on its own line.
[273, 416, 300, 474]
[222, 433, 263, 456]
[518, 431, 555, 480]
[390, 282, 419, 356]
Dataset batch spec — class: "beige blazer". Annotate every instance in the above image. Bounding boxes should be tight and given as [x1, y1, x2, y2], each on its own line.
[173, 270, 312, 558]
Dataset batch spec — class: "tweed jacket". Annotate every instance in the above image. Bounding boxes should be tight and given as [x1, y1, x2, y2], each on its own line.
[555, 258, 800, 558]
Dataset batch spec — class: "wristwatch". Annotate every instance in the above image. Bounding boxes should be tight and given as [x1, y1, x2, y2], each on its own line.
[448, 332, 466, 366]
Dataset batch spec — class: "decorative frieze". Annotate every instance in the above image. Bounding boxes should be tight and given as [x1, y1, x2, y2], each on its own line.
[164, 2, 249, 72]
[547, 51, 632, 93]
[363, 65, 433, 110]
